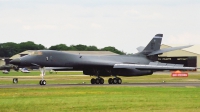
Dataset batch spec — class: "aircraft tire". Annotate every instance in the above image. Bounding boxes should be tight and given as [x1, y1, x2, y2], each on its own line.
[91, 78, 96, 84]
[117, 78, 122, 84]
[99, 78, 104, 84]
[39, 80, 43, 85]
[96, 78, 100, 84]
[113, 78, 118, 84]
[42, 80, 46, 85]
[108, 78, 113, 84]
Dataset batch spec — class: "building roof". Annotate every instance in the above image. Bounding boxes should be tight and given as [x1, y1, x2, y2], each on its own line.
[161, 44, 200, 55]
[10, 50, 35, 59]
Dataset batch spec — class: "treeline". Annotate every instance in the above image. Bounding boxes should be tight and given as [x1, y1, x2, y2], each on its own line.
[0, 41, 125, 57]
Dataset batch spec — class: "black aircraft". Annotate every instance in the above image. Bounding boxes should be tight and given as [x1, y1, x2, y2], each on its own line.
[10, 34, 196, 85]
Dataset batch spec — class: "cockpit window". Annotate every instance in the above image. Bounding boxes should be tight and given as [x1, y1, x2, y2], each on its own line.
[29, 51, 43, 55]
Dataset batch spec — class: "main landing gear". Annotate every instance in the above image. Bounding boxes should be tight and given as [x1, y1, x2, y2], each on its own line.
[39, 67, 46, 85]
[90, 77, 122, 84]
[108, 77, 122, 84]
[91, 77, 104, 84]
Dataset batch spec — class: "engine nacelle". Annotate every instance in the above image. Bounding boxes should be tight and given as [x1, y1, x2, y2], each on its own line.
[83, 68, 153, 77]
[117, 68, 153, 76]
[83, 68, 111, 76]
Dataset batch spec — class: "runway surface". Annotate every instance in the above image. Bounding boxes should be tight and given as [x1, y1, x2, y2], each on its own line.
[0, 82, 199, 88]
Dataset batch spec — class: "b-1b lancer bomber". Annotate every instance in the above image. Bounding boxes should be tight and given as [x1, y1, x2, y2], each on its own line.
[10, 34, 196, 85]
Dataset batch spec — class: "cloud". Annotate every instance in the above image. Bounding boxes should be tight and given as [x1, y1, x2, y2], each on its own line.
[165, 33, 200, 45]
[23, 25, 57, 30]
[0, 0, 200, 53]
[90, 23, 102, 29]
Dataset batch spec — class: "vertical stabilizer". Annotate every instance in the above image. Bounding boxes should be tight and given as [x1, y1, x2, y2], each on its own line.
[141, 34, 163, 55]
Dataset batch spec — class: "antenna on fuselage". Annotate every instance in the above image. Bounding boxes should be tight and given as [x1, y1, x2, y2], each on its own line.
[79, 53, 82, 58]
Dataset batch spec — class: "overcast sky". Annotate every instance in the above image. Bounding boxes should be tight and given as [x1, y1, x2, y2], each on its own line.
[0, 0, 200, 53]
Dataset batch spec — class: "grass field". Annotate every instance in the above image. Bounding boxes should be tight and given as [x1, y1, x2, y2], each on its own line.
[0, 87, 200, 112]
[0, 71, 200, 112]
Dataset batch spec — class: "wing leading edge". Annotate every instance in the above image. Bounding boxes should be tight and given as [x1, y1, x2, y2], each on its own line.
[114, 62, 196, 71]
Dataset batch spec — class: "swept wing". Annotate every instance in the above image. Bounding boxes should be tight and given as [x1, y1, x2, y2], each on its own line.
[114, 62, 196, 70]
[148, 45, 193, 56]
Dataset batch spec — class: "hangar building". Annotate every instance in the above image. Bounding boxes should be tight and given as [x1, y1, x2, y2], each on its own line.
[0, 57, 11, 66]
[160, 44, 200, 70]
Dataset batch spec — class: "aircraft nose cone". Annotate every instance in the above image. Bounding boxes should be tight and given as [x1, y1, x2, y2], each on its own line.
[10, 58, 21, 65]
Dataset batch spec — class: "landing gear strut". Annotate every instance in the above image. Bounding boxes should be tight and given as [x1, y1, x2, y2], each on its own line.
[90, 69, 105, 84]
[39, 67, 46, 85]
[91, 77, 104, 84]
[108, 77, 122, 84]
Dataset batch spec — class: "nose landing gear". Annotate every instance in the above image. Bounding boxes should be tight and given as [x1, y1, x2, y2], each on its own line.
[39, 67, 46, 85]
[39, 80, 46, 85]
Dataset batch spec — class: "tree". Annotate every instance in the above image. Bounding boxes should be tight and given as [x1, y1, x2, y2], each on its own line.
[19, 41, 45, 52]
[73, 44, 87, 51]
[68, 45, 78, 51]
[86, 46, 99, 51]
[0, 41, 126, 57]
[0, 42, 20, 57]
[101, 46, 125, 55]
[49, 44, 69, 50]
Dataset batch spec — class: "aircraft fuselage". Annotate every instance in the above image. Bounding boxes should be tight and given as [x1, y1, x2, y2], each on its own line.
[12, 50, 153, 77]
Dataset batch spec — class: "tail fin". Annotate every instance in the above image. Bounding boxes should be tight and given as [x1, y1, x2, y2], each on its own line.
[141, 34, 163, 55]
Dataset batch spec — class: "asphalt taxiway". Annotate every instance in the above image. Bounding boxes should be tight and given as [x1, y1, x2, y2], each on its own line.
[0, 82, 199, 88]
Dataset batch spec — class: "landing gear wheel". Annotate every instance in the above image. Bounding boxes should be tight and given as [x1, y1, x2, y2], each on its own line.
[99, 78, 104, 84]
[91, 78, 96, 84]
[113, 78, 118, 84]
[39, 80, 43, 85]
[42, 80, 46, 85]
[117, 78, 122, 84]
[95, 78, 100, 84]
[39, 80, 46, 85]
[108, 78, 113, 84]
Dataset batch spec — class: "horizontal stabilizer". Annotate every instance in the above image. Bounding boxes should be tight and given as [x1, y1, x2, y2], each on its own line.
[114, 63, 196, 70]
[147, 45, 193, 56]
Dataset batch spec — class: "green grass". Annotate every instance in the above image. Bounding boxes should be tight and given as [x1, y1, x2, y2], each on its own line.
[0, 87, 200, 112]
[0, 71, 200, 111]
